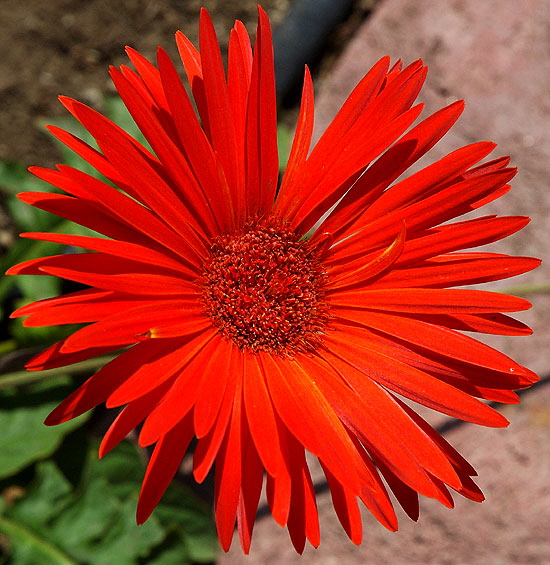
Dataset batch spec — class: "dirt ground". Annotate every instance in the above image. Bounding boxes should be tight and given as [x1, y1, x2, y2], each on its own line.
[0, 0, 291, 168]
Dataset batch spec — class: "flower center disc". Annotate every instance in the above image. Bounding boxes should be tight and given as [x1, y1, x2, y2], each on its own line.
[201, 221, 329, 355]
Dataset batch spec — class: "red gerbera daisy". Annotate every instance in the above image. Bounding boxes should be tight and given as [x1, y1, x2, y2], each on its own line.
[8, 7, 540, 554]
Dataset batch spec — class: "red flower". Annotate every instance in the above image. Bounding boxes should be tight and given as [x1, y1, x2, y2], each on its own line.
[8, 7, 539, 554]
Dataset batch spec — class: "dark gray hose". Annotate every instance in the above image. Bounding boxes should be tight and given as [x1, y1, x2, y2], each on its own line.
[273, 0, 357, 101]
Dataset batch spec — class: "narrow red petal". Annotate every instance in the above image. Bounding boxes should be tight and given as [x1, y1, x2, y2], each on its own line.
[214, 369, 244, 552]
[193, 352, 242, 484]
[322, 101, 469, 238]
[285, 436, 320, 552]
[244, 6, 278, 215]
[321, 463, 363, 544]
[10, 252, 196, 296]
[138, 334, 221, 445]
[136, 412, 195, 524]
[45, 341, 174, 425]
[61, 98, 209, 258]
[305, 352, 460, 495]
[45, 125, 130, 191]
[242, 353, 283, 477]
[367, 254, 540, 290]
[156, 47, 233, 231]
[396, 215, 530, 266]
[108, 330, 215, 410]
[198, 9, 241, 211]
[125, 46, 169, 111]
[335, 309, 533, 380]
[99, 379, 172, 457]
[275, 67, 314, 213]
[330, 287, 532, 314]
[327, 331, 509, 428]
[261, 354, 362, 496]
[236, 420, 264, 553]
[228, 21, 253, 162]
[20, 232, 194, 277]
[193, 339, 234, 439]
[327, 223, 405, 290]
[109, 66, 219, 237]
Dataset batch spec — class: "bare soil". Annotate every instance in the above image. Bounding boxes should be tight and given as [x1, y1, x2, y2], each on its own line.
[0, 0, 291, 168]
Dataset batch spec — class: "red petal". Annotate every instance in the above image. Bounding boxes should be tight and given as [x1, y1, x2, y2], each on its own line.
[20, 232, 194, 277]
[275, 67, 314, 214]
[321, 463, 363, 544]
[193, 339, 235, 439]
[376, 459, 420, 521]
[328, 168, 517, 261]
[136, 412, 195, 524]
[137, 334, 221, 445]
[45, 125, 130, 191]
[327, 223, 405, 289]
[236, 420, 264, 553]
[15, 191, 152, 251]
[420, 312, 532, 336]
[214, 369, 244, 551]
[10, 252, 196, 296]
[285, 436, 320, 552]
[330, 287, 532, 314]
[354, 452, 398, 531]
[61, 98, 208, 258]
[261, 354, 363, 496]
[228, 21, 253, 163]
[242, 352, 283, 476]
[326, 331, 509, 428]
[45, 340, 174, 424]
[322, 102, 469, 238]
[25, 339, 115, 372]
[335, 309, 533, 381]
[99, 379, 172, 457]
[293, 105, 424, 234]
[244, 6, 279, 215]
[198, 9, 241, 210]
[13, 289, 139, 327]
[109, 66, 219, 237]
[275, 57, 389, 220]
[175, 30, 206, 122]
[304, 352, 460, 494]
[125, 46, 168, 111]
[157, 47, 233, 231]
[367, 254, 540, 289]
[193, 351, 241, 484]
[396, 215, 530, 266]
[32, 164, 199, 261]
[108, 330, 215, 410]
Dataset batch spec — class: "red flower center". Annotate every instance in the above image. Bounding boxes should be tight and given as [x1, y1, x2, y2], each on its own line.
[201, 220, 330, 355]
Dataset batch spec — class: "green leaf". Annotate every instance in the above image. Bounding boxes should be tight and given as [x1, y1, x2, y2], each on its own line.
[89, 440, 218, 563]
[150, 483, 218, 563]
[0, 463, 77, 565]
[0, 515, 77, 565]
[0, 441, 218, 565]
[277, 123, 294, 173]
[0, 377, 89, 479]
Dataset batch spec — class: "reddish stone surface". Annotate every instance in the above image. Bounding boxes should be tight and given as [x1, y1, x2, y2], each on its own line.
[220, 0, 550, 562]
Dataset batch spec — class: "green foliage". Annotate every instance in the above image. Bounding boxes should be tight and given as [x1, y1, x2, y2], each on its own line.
[0, 438, 218, 565]
[0, 377, 89, 480]
[277, 123, 293, 173]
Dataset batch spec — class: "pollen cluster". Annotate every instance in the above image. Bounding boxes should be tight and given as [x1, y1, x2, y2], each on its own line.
[201, 221, 330, 355]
